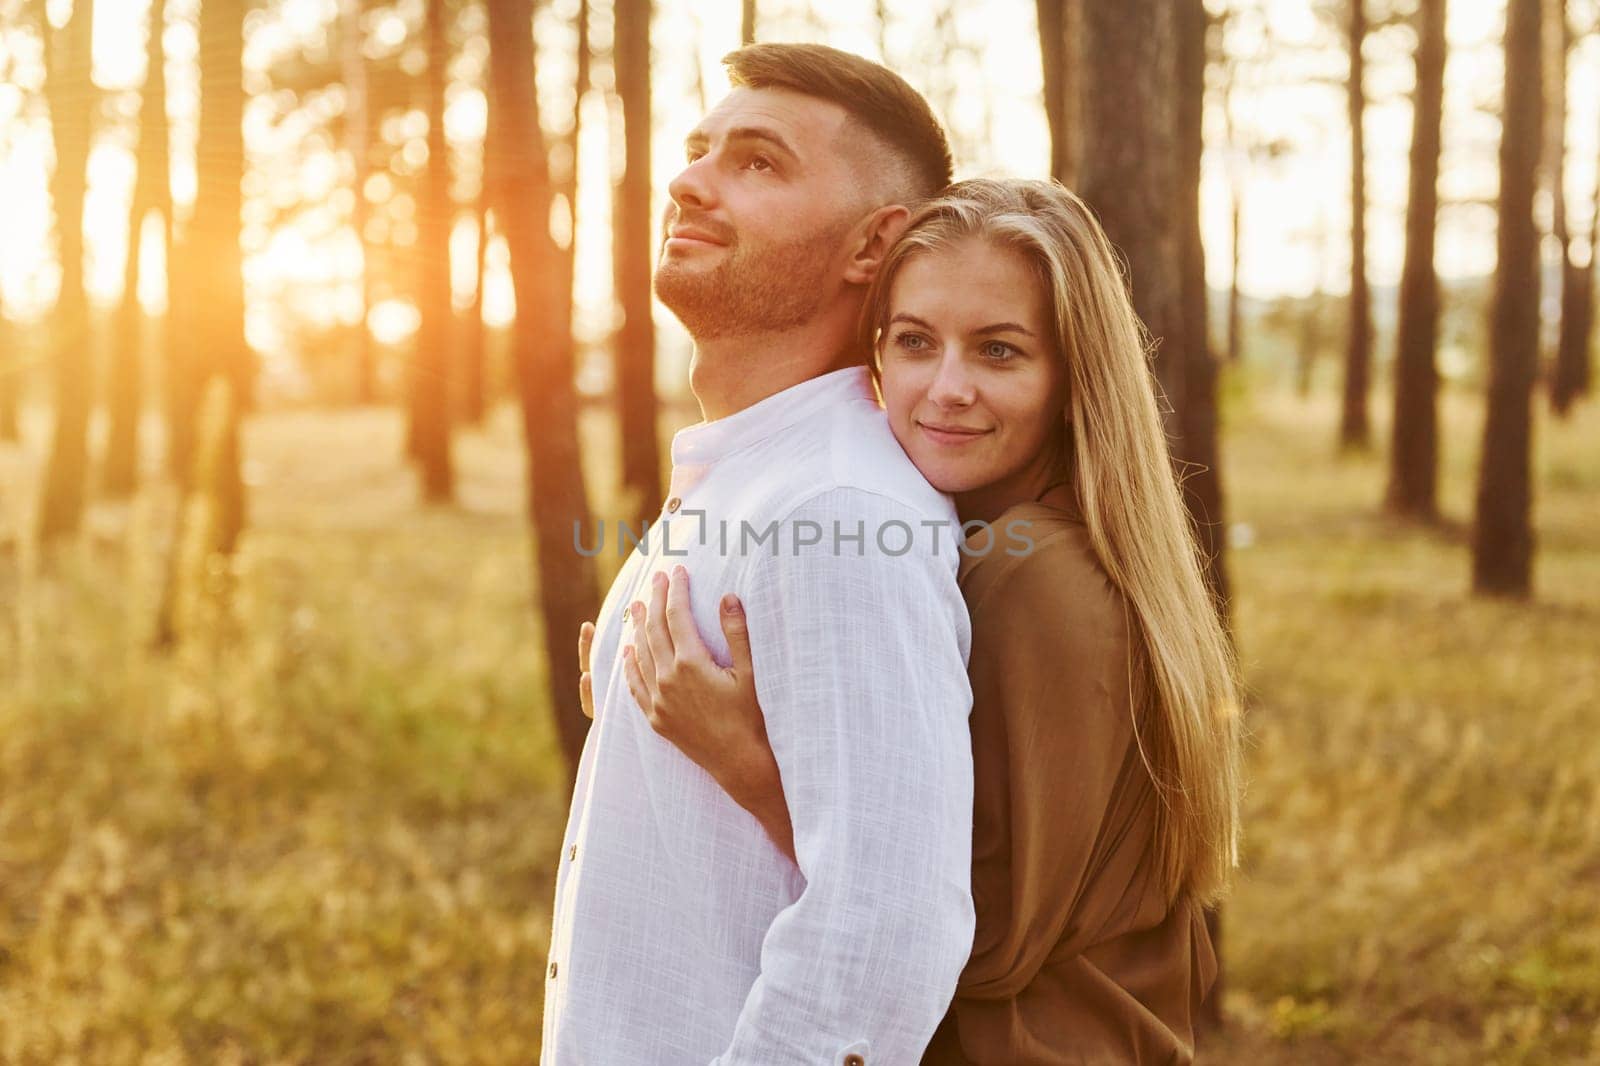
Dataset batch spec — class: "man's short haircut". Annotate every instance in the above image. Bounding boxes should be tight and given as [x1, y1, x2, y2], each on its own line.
[722, 43, 954, 201]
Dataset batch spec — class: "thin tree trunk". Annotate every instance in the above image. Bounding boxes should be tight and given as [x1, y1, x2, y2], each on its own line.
[1176, 0, 1229, 615]
[0, 258, 19, 442]
[554, 0, 588, 385]
[615, 0, 662, 531]
[1473, 0, 1542, 597]
[1551, 0, 1592, 415]
[410, 0, 455, 501]
[1175, 0, 1231, 1030]
[463, 194, 491, 425]
[1340, 0, 1373, 449]
[36, 0, 97, 544]
[740, 0, 755, 45]
[1036, 0, 1081, 187]
[1297, 292, 1321, 398]
[1385, 0, 1447, 520]
[189, 0, 247, 555]
[342, 0, 376, 405]
[1228, 195, 1243, 364]
[485, 0, 601, 778]
[1222, 57, 1244, 365]
[105, 0, 170, 498]
[1078, 0, 1182, 432]
[0, 38, 16, 442]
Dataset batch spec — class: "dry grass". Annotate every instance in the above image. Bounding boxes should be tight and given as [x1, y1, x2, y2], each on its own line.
[1208, 384, 1600, 1065]
[0, 381, 1596, 1063]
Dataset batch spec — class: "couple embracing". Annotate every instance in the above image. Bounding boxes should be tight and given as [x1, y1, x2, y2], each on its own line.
[541, 43, 1241, 1066]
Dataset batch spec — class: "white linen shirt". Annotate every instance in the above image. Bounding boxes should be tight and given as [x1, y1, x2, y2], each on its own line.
[541, 366, 977, 1065]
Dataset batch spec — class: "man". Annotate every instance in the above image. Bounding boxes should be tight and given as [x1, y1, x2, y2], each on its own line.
[542, 44, 974, 1064]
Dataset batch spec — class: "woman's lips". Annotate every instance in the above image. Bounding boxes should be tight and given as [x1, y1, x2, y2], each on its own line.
[919, 423, 990, 446]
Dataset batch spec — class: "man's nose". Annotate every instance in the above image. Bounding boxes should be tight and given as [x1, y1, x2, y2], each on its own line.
[667, 155, 716, 212]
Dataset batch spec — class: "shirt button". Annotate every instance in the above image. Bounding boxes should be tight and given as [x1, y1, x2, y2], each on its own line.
[548, 961, 558, 979]
[665, 496, 681, 513]
[568, 844, 577, 861]
[844, 1056, 864, 1066]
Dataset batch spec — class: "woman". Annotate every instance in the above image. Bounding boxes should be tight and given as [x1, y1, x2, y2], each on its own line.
[584, 178, 1242, 1064]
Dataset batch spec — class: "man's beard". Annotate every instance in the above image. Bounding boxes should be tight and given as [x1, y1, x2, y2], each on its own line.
[653, 214, 854, 340]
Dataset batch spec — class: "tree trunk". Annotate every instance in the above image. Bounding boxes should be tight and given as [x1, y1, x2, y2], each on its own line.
[36, 0, 97, 544]
[104, 0, 171, 498]
[1297, 293, 1321, 398]
[0, 264, 19, 442]
[461, 66, 497, 429]
[1221, 49, 1243, 365]
[1551, 0, 1592, 415]
[1384, 0, 1447, 520]
[1227, 195, 1243, 364]
[1473, 0, 1542, 597]
[1551, 247, 1593, 415]
[741, 0, 756, 45]
[1078, 0, 1182, 432]
[188, 0, 247, 555]
[1175, 0, 1229, 615]
[615, 0, 662, 531]
[1036, 0, 1081, 187]
[410, 0, 456, 501]
[342, 0, 377, 406]
[463, 194, 492, 425]
[486, 0, 601, 778]
[1175, 0, 1231, 1030]
[1340, 0, 1373, 450]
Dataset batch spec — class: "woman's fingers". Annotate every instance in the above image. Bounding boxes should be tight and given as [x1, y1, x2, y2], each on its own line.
[620, 644, 654, 727]
[642, 572, 676, 673]
[578, 621, 595, 719]
[718, 595, 754, 679]
[629, 601, 658, 701]
[664, 567, 708, 658]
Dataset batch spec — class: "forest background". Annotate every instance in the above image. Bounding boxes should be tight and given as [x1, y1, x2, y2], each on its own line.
[1, 0, 1597, 1061]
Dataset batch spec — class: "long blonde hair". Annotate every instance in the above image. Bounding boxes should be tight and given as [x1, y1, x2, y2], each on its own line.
[866, 178, 1243, 906]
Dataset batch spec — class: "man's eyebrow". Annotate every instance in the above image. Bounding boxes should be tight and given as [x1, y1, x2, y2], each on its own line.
[683, 125, 799, 162]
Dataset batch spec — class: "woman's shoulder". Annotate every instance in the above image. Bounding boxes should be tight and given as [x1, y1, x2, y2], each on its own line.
[958, 501, 1122, 626]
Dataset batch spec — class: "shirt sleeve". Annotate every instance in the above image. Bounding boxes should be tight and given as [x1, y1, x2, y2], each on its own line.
[710, 487, 977, 1066]
[956, 531, 1144, 1001]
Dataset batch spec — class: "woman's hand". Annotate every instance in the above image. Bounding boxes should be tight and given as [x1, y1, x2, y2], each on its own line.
[620, 565, 796, 865]
[578, 619, 595, 719]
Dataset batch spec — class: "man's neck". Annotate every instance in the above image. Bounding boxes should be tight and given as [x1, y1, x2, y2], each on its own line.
[688, 312, 866, 422]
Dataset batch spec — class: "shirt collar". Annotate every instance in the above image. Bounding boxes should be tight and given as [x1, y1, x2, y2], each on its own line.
[670, 365, 877, 467]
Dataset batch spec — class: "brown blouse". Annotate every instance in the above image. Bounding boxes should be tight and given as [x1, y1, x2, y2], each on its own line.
[922, 500, 1217, 1065]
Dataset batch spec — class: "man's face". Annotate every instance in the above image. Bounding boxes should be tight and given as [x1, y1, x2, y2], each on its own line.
[653, 87, 870, 340]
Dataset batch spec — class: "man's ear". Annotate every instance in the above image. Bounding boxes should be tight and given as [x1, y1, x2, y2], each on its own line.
[842, 204, 912, 286]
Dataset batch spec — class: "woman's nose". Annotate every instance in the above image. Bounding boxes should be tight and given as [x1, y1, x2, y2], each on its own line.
[927, 353, 976, 407]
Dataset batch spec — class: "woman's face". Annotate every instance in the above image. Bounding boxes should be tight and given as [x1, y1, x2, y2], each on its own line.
[879, 238, 1068, 516]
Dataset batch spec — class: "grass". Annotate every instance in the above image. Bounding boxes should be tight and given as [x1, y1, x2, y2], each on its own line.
[0, 380, 1596, 1063]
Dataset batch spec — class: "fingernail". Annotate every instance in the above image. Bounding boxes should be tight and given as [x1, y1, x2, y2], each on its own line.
[673, 565, 686, 579]
[630, 602, 643, 621]
[723, 595, 743, 615]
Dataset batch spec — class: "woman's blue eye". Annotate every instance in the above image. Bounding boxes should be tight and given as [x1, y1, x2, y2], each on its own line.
[894, 332, 931, 352]
[982, 340, 1018, 361]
